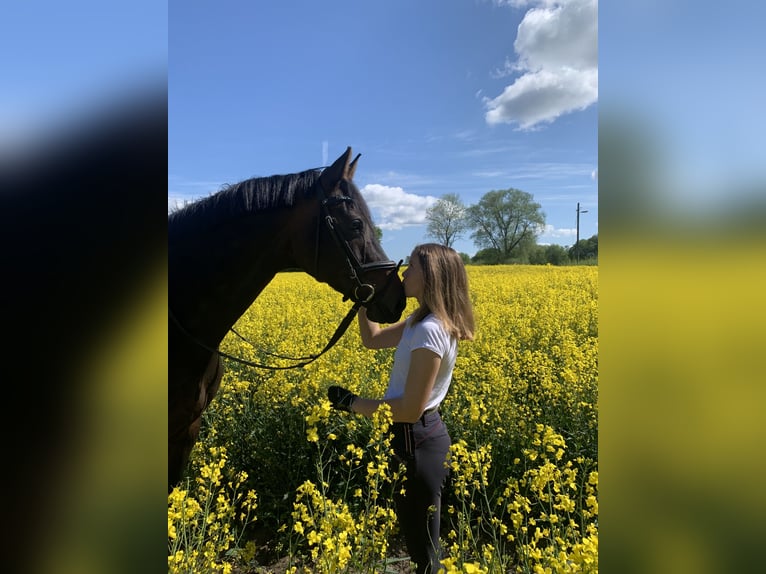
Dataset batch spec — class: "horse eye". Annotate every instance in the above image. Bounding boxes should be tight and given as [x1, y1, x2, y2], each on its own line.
[351, 219, 364, 232]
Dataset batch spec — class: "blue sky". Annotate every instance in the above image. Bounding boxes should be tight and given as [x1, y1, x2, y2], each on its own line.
[3, 1, 763, 263]
[168, 0, 598, 262]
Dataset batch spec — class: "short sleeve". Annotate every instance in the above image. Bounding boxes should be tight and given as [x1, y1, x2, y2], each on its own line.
[410, 318, 451, 358]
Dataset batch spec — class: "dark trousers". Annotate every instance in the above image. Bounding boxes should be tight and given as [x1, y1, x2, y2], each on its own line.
[391, 411, 451, 574]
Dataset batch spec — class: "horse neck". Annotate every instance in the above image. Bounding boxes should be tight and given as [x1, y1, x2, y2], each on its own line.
[169, 205, 312, 348]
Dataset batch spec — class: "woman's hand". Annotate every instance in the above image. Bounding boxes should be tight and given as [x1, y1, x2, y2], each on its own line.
[327, 385, 358, 412]
[358, 307, 407, 349]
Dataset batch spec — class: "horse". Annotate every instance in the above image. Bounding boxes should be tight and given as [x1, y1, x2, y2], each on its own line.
[168, 147, 406, 488]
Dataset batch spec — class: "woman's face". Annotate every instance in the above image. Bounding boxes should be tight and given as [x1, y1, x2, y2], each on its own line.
[402, 252, 425, 302]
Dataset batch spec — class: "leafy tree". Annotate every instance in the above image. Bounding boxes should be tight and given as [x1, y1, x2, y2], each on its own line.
[507, 234, 538, 264]
[528, 245, 546, 265]
[467, 189, 545, 260]
[546, 244, 571, 265]
[425, 193, 468, 249]
[471, 248, 502, 265]
[568, 234, 598, 261]
[521, 243, 571, 265]
[374, 225, 383, 242]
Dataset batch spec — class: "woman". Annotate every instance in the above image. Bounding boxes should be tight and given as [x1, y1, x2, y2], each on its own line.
[328, 243, 475, 574]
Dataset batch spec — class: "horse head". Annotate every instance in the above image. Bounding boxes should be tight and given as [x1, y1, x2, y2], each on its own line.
[306, 147, 406, 324]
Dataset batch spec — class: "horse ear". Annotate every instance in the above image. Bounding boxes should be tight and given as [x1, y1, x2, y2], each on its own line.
[348, 153, 361, 180]
[320, 147, 352, 189]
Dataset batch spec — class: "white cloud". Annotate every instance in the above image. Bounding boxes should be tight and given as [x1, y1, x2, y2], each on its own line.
[485, 0, 598, 130]
[168, 195, 185, 213]
[540, 224, 577, 239]
[167, 175, 226, 213]
[361, 184, 438, 230]
[168, 193, 203, 214]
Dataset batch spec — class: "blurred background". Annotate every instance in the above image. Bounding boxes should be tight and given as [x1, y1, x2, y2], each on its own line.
[1, 1, 763, 572]
[1, 2, 166, 573]
[599, 1, 766, 572]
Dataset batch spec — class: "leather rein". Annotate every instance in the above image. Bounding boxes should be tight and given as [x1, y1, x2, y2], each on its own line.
[170, 177, 402, 371]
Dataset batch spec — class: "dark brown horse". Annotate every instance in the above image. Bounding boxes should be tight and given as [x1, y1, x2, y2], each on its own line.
[168, 147, 406, 488]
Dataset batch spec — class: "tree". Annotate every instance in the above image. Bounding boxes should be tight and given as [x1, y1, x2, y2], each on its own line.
[425, 193, 468, 249]
[467, 188, 545, 261]
[546, 244, 571, 265]
[568, 233, 598, 262]
[471, 248, 502, 265]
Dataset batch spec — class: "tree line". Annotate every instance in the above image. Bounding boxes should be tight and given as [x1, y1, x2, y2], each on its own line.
[424, 190, 597, 266]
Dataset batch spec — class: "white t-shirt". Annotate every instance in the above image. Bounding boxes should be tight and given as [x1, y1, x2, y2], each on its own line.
[383, 313, 457, 412]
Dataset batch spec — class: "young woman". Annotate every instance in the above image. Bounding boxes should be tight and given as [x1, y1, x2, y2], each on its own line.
[328, 243, 475, 574]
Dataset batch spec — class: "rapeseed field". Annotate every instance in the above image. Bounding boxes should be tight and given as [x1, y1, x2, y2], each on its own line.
[169, 265, 598, 573]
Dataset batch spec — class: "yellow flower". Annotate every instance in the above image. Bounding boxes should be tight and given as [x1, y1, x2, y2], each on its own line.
[194, 266, 598, 572]
[307, 530, 321, 546]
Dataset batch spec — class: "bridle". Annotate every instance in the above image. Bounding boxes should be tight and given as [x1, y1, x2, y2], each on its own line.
[314, 176, 402, 305]
[170, 175, 403, 371]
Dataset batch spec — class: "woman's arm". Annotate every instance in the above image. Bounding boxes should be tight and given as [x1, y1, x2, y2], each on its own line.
[351, 348, 441, 423]
[358, 306, 407, 349]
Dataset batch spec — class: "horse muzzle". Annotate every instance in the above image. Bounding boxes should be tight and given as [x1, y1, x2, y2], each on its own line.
[357, 260, 406, 323]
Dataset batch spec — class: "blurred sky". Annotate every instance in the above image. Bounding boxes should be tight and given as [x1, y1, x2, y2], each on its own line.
[600, 0, 766, 217]
[0, 1, 166, 146]
[167, 0, 599, 261]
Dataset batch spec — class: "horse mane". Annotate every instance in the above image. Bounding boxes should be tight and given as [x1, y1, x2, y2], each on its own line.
[169, 169, 323, 237]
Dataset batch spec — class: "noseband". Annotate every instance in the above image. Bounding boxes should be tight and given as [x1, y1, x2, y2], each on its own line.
[315, 180, 402, 304]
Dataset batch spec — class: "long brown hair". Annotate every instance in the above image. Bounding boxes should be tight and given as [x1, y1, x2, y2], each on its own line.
[410, 243, 475, 341]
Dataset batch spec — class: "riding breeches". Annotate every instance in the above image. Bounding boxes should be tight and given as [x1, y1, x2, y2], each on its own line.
[391, 410, 451, 574]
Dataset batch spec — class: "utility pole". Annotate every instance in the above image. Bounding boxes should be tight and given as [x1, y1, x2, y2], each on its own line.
[576, 202, 588, 263]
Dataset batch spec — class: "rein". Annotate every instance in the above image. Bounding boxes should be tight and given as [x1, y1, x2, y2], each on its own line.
[227, 258, 402, 363]
[170, 303, 361, 370]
